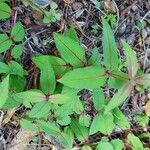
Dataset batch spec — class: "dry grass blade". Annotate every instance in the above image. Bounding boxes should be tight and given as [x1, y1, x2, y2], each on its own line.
[144, 97, 150, 116]
[8, 129, 38, 150]
[3, 108, 17, 124]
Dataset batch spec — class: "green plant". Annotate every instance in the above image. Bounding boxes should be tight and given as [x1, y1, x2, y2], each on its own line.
[91, 0, 101, 10]
[23, 0, 61, 24]
[0, 22, 24, 58]
[104, 13, 117, 28]
[0, 10, 149, 149]
[43, 1, 61, 24]
[0, 20, 26, 96]
[91, 24, 100, 34]
[0, 1, 11, 20]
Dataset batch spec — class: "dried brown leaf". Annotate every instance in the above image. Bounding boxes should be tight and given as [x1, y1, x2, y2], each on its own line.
[103, 0, 116, 13]
[3, 108, 17, 124]
[144, 100, 150, 116]
[8, 129, 37, 150]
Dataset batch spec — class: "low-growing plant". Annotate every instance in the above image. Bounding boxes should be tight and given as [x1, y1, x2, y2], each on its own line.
[0, 2, 149, 149]
[104, 13, 117, 28]
[91, 24, 100, 34]
[0, 1, 11, 20]
[23, 0, 61, 24]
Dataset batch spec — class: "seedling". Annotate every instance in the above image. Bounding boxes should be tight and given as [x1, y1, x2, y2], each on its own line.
[23, 0, 61, 24]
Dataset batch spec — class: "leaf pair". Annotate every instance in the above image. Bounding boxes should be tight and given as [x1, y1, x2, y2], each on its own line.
[13, 89, 72, 107]
[96, 139, 123, 150]
[32, 55, 67, 77]
[105, 41, 150, 112]
[37, 120, 74, 149]
[57, 20, 123, 90]
[43, 1, 61, 24]
[0, 22, 25, 55]
[90, 112, 114, 135]
[90, 89, 130, 135]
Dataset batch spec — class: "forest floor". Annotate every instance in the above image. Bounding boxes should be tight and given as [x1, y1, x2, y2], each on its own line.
[0, 0, 150, 150]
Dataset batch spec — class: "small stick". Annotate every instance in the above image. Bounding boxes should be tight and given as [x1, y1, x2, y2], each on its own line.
[140, 11, 150, 22]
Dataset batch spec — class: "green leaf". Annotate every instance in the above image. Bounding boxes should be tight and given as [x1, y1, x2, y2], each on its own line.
[55, 103, 73, 118]
[43, 10, 61, 24]
[58, 66, 106, 89]
[40, 64, 56, 95]
[136, 74, 150, 88]
[61, 86, 79, 96]
[8, 61, 25, 77]
[0, 75, 9, 108]
[38, 120, 71, 149]
[56, 96, 83, 116]
[0, 62, 10, 73]
[0, 34, 12, 53]
[108, 70, 129, 89]
[65, 26, 79, 43]
[57, 115, 71, 126]
[37, 120, 60, 136]
[11, 22, 25, 42]
[0, 2, 11, 20]
[89, 114, 100, 135]
[127, 133, 144, 150]
[53, 33, 86, 67]
[97, 112, 114, 135]
[90, 112, 114, 135]
[122, 40, 138, 77]
[50, 1, 58, 9]
[63, 127, 74, 149]
[82, 146, 92, 150]
[71, 97, 84, 114]
[96, 141, 114, 150]
[88, 47, 101, 66]
[102, 18, 119, 70]
[135, 114, 149, 127]
[13, 90, 46, 104]
[93, 88, 105, 111]
[70, 119, 89, 141]
[1, 95, 20, 109]
[32, 55, 67, 77]
[48, 94, 71, 104]
[138, 133, 150, 139]
[28, 101, 51, 118]
[9, 75, 26, 92]
[58, 131, 73, 149]
[113, 107, 130, 129]
[79, 114, 91, 127]
[33, 56, 56, 94]
[11, 44, 23, 59]
[20, 119, 38, 132]
[105, 83, 132, 112]
[111, 139, 123, 150]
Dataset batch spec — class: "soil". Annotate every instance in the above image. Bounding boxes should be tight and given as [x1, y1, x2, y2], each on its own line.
[0, 0, 149, 149]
